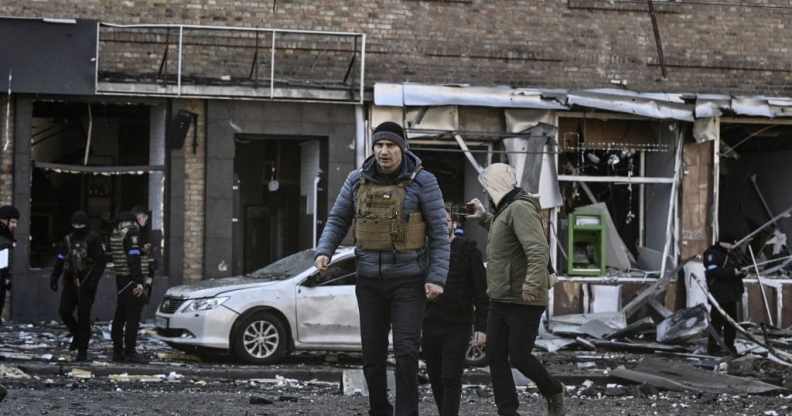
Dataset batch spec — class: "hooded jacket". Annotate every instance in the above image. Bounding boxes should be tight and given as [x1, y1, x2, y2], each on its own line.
[479, 188, 550, 305]
[316, 151, 450, 286]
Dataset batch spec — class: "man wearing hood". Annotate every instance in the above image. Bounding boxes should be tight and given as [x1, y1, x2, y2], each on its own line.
[315, 122, 449, 416]
[0, 205, 19, 324]
[50, 210, 107, 361]
[467, 163, 564, 416]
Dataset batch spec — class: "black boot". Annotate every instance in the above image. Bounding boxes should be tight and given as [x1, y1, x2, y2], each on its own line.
[75, 350, 88, 362]
[0, 384, 6, 402]
[69, 337, 79, 351]
[546, 390, 565, 416]
[112, 349, 125, 362]
[125, 352, 147, 364]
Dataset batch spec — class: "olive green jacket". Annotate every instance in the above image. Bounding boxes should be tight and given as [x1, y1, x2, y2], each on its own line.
[480, 190, 550, 306]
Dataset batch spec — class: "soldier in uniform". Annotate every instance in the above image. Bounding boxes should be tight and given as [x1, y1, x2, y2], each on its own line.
[0, 205, 19, 324]
[49, 211, 106, 361]
[703, 241, 744, 355]
[314, 122, 449, 416]
[109, 211, 148, 363]
[130, 206, 159, 300]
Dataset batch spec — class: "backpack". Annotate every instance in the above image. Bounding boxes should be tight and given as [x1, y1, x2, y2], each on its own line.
[65, 234, 91, 275]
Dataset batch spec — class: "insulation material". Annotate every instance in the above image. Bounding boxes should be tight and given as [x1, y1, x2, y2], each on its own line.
[405, 106, 459, 136]
[504, 109, 562, 208]
[369, 106, 403, 129]
[459, 107, 505, 134]
[539, 141, 564, 208]
[683, 260, 710, 310]
[504, 109, 555, 132]
[578, 202, 637, 270]
[589, 284, 622, 313]
[693, 117, 718, 143]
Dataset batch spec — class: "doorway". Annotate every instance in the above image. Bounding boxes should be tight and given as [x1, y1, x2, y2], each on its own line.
[233, 136, 326, 274]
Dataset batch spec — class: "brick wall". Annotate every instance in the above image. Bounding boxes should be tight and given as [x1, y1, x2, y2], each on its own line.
[181, 99, 205, 282]
[3, 1, 792, 94]
[0, 97, 12, 206]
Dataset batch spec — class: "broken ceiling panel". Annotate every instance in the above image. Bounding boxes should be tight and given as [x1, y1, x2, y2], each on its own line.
[374, 83, 568, 110]
[566, 90, 694, 122]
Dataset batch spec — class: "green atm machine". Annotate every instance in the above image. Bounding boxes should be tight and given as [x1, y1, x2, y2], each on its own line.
[567, 207, 607, 276]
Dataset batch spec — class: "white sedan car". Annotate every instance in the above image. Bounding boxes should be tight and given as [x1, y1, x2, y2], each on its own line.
[155, 247, 486, 366]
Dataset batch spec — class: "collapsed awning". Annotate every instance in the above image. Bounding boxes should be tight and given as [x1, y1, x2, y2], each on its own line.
[374, 83, 568, 110]
[375, 83, 792, 121]
[34, 162, 164, 175]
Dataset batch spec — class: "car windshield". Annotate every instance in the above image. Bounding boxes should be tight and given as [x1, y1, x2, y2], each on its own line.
[247, 249, 317, 280]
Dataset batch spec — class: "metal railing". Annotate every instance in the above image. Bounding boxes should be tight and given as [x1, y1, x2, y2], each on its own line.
[95, 23, 366, 104]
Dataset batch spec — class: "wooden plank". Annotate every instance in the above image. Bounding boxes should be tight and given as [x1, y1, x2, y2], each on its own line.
[680, 141, 713, 259]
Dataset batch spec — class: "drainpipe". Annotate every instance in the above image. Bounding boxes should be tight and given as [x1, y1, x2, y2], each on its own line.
[355, 105, 366, 168]
[313, 174, 320, 249]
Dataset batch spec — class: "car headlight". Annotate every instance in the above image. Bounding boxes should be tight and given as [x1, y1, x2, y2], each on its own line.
[181, 297, 229, 312]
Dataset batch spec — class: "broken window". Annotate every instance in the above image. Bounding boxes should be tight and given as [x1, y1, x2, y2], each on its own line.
[555, 117, 679, 278]
[29, 101, 159, 268]
[718, 121, 792, 326]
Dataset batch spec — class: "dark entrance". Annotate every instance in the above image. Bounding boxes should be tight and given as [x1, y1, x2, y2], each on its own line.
[233, 136, 326, 274]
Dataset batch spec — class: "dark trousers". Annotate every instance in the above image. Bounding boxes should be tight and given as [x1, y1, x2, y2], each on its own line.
[708, 300, 738, 354]
[422, 321, 470, 416]
[356, 275, 425, 416]
[59, 278, 98, 352]
[488, 302, 562, 416]
[0, 283, 6, 322]
[112, 281, 145, 354]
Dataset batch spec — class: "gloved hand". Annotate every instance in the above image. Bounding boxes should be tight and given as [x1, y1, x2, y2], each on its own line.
[49, 276, 58, 292]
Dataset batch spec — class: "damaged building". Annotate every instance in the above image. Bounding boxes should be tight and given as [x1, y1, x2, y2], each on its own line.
[0, 1, 792, 332]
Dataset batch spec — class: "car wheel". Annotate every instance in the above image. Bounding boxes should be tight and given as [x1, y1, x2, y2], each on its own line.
[231, 311, 289, 365]
[465, 343, 487, 367]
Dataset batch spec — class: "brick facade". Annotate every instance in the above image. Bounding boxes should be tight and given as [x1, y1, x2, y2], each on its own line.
[180, 99, 205, 282]
[3, 1, 792, 94]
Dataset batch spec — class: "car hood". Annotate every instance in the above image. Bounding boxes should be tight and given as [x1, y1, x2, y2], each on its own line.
[166, 277, 283, 299]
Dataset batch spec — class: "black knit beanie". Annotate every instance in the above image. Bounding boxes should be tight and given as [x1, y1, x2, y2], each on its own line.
[372, 122, 408, 152]
[0, 205, 19, 220]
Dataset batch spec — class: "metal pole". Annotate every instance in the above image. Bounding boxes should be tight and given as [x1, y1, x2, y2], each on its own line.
[270, 31, 276, 99]
[659, 132, 683, 281]
[748, 245, 776, 327]
[647, 0, 667, 78]
[359, 34, 366, 105]
[177, 25, 183, 96]
[639, 151, 646, 247]
[313, 175, 320, 249]
[83, 104, 93, 166]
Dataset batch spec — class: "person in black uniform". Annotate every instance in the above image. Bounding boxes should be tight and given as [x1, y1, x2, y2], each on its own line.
[0, 205, 20, 324]
[703, 241, 744, 355]
[49, 211, 106, 361]
[109, 211, 147, 363]
[422, 208, 488, 416]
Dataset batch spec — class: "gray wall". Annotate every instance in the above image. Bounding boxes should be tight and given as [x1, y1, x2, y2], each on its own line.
[204, 101, 356, 279]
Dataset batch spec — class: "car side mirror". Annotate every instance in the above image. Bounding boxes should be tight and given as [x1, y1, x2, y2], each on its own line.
[302, 274, 321, 288]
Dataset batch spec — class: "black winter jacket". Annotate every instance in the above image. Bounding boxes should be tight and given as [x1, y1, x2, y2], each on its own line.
[424, 237, 488, 331]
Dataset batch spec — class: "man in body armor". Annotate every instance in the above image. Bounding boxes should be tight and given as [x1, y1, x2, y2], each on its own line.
[49, 211, 106, 361]
[0, 205, 19, 325]
[109, 211, 149, 363]
[315, 122, 449, 416]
